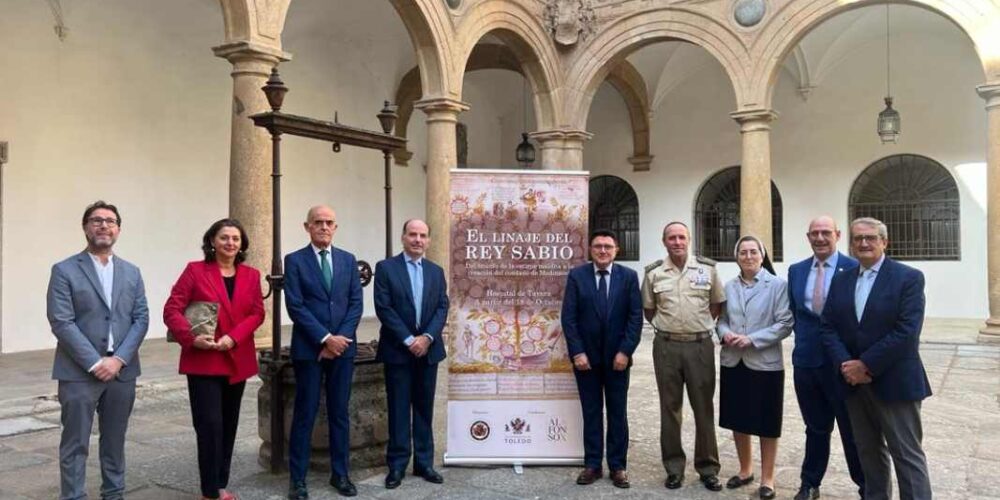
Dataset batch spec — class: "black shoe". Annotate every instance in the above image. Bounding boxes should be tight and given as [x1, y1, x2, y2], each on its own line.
[288, 480, 309, 500]
[329, 475, 357, 497]
[385, 469, 404, 489]
[795, 485, 820, 500]
[759, 485, 777, 499]
[727, 474, 755, 489]
[701, 475, 723, 492]
[414, 467, 444, 484]
[665, 474, 684, 489]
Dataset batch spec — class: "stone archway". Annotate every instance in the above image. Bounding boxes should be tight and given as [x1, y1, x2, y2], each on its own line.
[562, 7, 750, 131]
[749, 0, 1000, 109]
[391, 45, 653, 171]
[388, 0, 454, 99]
[453, 0, 566, 130]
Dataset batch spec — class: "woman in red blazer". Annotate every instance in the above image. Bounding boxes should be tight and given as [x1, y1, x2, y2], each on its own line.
[164, 218, 264, 500]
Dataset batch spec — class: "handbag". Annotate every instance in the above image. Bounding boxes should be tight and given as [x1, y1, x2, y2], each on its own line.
[166, 301, 219, 343]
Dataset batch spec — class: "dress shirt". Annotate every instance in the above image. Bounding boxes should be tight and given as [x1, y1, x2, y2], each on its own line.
[803, 252, 840, 312]
[88, 253, 121, 372]
[854, 255, 885, 321]
[593, 263, 612, 296]
[404, 254, 434, 347]
[312, 244, 335, 347]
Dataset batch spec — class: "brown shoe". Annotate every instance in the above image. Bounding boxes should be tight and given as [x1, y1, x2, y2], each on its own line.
[610, 470, 630, 489]
[576, 468, 602, 485]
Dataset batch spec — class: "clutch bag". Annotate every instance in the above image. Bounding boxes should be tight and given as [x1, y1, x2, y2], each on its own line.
[167, 301, 219, 343]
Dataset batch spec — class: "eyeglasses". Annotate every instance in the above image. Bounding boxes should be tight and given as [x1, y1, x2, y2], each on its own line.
[591, 244, 616, 251]
[87, 217, 119, 227]
[851, 234, 881, 243]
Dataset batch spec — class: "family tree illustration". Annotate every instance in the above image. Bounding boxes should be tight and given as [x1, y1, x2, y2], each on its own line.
[448, 180, 587, 376]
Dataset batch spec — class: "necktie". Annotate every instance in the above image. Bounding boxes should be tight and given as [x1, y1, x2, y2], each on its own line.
[410, 260, 423, 327]
[811, 261, 826, 314]
[597, 270, 609, 316]
[319, 249, 332, 292]
[854, 269, 874, 321]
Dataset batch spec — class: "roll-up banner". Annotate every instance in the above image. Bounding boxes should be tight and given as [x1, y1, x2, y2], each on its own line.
[444, 169, 588, 465]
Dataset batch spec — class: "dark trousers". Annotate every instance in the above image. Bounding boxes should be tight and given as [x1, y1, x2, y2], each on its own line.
[384, 357, 438, 472]
[794, 366, 865, 492]
[289, 357, 355, 481]
[58, 378, 136, 500]
[573, 363, 630, 471]
[846, 385, 931, 500]
[187, 375, 245, 499]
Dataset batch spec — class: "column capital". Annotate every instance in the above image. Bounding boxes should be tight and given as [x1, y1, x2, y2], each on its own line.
[730, 108, 778, 132]
[977, 82, 1000, 109]
[528, 129, 594, 143]
[414, 97, 470, 116]
[213, 40, 292, 64]
[628, 154, 654, 172]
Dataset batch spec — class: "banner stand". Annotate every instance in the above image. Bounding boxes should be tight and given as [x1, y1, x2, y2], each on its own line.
[445, 169, 589, 466]
[443, 455, 583, 466]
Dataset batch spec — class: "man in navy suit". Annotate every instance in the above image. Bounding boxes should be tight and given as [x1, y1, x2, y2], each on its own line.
[374, 219, 449, 489]
[561, 230, 642, 489]
[820, 217, 932, 500]
[787, 216, 864, 500]
[285, 205, 363, 499]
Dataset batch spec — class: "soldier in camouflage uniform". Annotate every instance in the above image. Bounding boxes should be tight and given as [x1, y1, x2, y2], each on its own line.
[641, 221, 726, 492]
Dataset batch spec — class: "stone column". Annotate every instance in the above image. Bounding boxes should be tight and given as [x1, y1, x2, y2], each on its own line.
[414, 97, 468, 275]
[214, 41, 290, 349]
[529, 129, 593, 170]
[731, 109, 777, 254]
[978, 83, 1000, 343]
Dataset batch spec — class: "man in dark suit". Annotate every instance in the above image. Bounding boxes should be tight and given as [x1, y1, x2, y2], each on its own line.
[374, 219, 449, 489]
[820, 217, 932, 500]
[787, 216, 864, 500]
[561, 230, 642, 489]
[285, 205, 363, 499]
[46, 200, 149, 500]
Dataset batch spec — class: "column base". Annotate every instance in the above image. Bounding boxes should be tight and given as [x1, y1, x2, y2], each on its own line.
[978, 318, 1000, 344]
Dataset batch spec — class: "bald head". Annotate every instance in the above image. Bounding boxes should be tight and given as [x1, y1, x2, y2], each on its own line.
[401, 218, 430, 259]
[806, 215, 840, 261]
[304, 205, 337, 248]
[307, 205, 335, 223]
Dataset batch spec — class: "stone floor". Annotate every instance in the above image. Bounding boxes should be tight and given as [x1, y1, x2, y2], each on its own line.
[0, 319, 997, 499]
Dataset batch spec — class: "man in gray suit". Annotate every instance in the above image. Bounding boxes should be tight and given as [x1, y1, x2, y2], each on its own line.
[46, 201, 149, 500]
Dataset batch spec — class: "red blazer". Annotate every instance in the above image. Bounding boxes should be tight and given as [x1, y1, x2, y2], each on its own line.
[163, 261, 265, 383]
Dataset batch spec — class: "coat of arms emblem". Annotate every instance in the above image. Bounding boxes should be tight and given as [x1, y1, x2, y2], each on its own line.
[544, 0, 597, 47]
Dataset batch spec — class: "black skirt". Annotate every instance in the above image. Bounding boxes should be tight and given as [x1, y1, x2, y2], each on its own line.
[719, 360, 784, 438]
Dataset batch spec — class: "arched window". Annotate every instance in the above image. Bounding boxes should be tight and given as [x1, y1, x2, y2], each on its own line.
[589, 175, 639, 261]
[848, 154, 960, 260]
[694, 166, 783, 262]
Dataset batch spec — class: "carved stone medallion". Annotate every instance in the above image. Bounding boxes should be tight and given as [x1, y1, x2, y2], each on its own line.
[544, 0, 597, 47]
[733, 0, 767, 28]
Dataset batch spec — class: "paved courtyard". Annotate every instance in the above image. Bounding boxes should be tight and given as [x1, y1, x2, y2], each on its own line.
[0, 319, 997, 499]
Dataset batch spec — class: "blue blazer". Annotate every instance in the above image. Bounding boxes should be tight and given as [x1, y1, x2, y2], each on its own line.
[284, 245, 363, 361]
[560, 263, 643, 366]
[819, 257, 932, 402]
[788, 252, 858, 368]
[374, 253, 449, 365]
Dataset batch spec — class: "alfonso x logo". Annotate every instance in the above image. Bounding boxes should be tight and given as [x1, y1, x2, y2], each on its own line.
[546, 417, 568, 442]
[503, 417, 532, 445]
